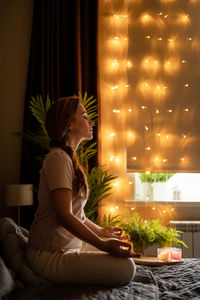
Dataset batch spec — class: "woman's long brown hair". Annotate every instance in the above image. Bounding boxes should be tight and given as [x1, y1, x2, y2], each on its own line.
[45, 96, 88, 196]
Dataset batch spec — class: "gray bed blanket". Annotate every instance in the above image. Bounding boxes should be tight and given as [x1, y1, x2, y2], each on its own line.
[11, 259, 200, 299]
[1, 217, 200, 299]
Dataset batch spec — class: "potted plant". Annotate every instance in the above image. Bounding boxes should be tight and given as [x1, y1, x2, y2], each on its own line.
[139, 172, 174, 201]
[120, 211, 187, 254]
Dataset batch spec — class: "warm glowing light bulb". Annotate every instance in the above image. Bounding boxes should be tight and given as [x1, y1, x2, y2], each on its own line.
[184, 108, 189, 112]
[113, 109, 120, 113]
[125, 84, 130, 88]
[146, 171, 151, 174]
[156, 133, 161, 137]
[131, 156, 137, 160]
[177, 14, 190, 25]
[162, 158, 167, 163]
[163, 210, 166, 214]
[144, 126, 149, 131]
[156, 109, 160, 114]
[111, 85, 119, 90]
[141, 14, 153, 23]
[180, 157, 185, 161]
[167, 109, 173, 113]
[167, 38, 175, 49]
[157, 37, 162, 41]
[141, 106, 147, 109]
[152, 206, 156, 210]
[112, 59, 119, 67]
[115, 206, 119, 210]
[110, 156, 114, 161]
[184, 83, 189, 87]
[115, 157, 120, 163]
[182, 134, 187, 138]
[142, 57, 160, 74]
[187, 37, 192, 41]
[109, 207, 115, 213]
[113, 14, 120, 20]
[145, 35, 151, 39]
[131, 207, 135, 210]
[164, 58, 179, 73]
[128, 108, 132, 112]
[171, 208, 175, 211]
[145, 146, 151, 150]
[181, 60, 187, 63]
[112, 14, 128, 21]
[110, 132, 115, 137]
[165, 135, 169, 139]
[128, 132, 133, 137]
[113, 181, 119, 187]
[127, 60, 132, 68]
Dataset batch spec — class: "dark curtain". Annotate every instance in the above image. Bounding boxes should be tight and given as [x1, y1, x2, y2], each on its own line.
[20, 0, 98, 229]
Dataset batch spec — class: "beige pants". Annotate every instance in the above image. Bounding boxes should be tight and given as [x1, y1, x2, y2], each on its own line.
[25, 243, 136, 287]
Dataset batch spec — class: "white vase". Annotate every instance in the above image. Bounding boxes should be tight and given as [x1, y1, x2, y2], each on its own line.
[141, 182, 153, 201]
[153, 182, 167, 201]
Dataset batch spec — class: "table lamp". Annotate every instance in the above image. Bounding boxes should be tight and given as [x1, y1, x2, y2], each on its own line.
[5, 184, 33, 226]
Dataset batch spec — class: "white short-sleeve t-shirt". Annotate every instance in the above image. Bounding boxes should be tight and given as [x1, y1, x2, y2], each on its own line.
[27, 148, 87, 251]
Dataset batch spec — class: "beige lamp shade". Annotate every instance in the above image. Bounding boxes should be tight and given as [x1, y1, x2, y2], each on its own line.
[5, 184, 33, 206]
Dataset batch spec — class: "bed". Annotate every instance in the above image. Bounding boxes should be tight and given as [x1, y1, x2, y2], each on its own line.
[0, 217, 200, 300]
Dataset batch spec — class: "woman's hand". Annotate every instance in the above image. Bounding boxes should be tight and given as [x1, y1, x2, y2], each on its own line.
[102, 238, 133, 258]
[100, 226, 130, 240]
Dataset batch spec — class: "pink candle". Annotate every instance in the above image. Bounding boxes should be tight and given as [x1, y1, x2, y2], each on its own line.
[170, 248, 182, 260]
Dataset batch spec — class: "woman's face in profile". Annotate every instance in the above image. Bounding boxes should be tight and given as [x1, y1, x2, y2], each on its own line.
[69, 104, 94, 142]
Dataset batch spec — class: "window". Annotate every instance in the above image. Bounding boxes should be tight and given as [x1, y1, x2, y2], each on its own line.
[98, 0, 200, 221]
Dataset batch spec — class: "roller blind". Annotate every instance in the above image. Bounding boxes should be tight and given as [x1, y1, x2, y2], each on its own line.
[126, 0, 200, 172]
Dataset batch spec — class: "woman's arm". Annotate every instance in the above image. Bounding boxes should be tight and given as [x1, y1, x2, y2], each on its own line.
[51, 188, 103, 249]
[84, 218, 102, 235]
[51, 188, 133, 258]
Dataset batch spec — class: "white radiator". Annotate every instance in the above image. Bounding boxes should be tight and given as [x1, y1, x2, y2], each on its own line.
[169, 221, 200, 258]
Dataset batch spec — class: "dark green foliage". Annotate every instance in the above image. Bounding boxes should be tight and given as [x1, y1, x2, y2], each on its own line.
[99, 213, 123, 228]
[85, 166, 117, 223]
[120, 212, 187, 253]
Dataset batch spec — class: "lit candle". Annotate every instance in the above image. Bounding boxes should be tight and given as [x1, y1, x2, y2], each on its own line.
[157, 248, 170, 262]
[170, 248, 182, 260]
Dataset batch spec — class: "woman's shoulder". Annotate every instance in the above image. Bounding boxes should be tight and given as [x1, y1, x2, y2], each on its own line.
[44, 148, 72, 164]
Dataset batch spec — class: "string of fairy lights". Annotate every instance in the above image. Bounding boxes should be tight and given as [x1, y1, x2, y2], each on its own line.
[99, 0, 200, 220]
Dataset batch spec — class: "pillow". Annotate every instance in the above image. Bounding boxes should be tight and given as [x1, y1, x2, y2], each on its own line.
[0, 256, 15, 298]
[0, 217, 49, 287]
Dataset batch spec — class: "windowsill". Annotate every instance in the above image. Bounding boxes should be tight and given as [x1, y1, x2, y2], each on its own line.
[124, 199, 200, 207]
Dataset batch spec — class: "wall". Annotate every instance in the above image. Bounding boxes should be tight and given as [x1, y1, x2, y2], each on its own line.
[0, 0, 33, 220]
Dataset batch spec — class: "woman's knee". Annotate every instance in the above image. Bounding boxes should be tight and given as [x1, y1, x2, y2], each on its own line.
[125, 258, 136, 283]
[119, 258, 136, 285]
